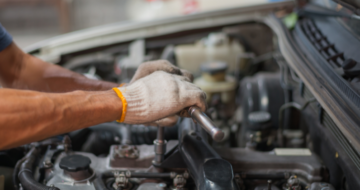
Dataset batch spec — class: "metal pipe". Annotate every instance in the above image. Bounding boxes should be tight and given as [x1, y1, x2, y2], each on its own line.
[157, 127, 165, 143]
[153, 127, 166, 165]
[18, 147, 60, 190]
[188, 106, 224, 142]
[277, 98, 316, 146]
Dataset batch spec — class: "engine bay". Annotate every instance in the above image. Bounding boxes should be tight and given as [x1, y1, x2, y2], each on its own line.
[3, 1, 360, 189]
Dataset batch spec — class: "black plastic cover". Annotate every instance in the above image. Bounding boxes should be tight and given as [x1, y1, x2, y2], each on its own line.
[200, 62, 228, 75]
[59, 155, 91, 172]
[178, 118, 239, 190]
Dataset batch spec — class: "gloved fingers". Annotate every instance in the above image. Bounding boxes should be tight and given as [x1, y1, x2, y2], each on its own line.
[144, 115, 179, 127]
[180, 69, 194, 82]
[182, 80, 202, 90]
[194, 91, 207, 112]
[178, 109, 190, 118]
[172, 76, 207, 117]
[130, 60, 182, 83]
[177, 90, 207, 118]
[120, 70, 206, 125]
[173, 74, 192, 83]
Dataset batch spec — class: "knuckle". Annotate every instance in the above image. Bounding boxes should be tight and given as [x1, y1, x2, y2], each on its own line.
[159, 59, 171, 65]
[138, 63, 148, 69]
[201, 92, 207, 100]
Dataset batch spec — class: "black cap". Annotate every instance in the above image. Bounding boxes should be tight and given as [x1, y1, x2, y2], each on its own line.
[248, 111, 272, 131]
[200, 62, 228, 75]
[59, 155, 91, 172]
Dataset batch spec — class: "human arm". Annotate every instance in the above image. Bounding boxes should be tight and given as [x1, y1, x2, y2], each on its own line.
[0, 71, 206, 150]
[0, 23, 193, 92]
[0, 88, 122, 150]
[0, 42, 194, 92]
[0, 42, 118, 92]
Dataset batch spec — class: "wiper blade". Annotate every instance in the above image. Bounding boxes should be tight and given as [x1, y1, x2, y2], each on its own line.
[298, 4, 360, 20]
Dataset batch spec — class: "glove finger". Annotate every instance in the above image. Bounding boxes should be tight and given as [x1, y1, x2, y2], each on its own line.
[180, 69, 194, 82]
[194, 91, 207, 112]
[173, 74, 192, 82]
[182, 80, 202, 90]
[178, 109, 190, 118]
[130, 60, 181, 83]
[144, 115, 179, 127]
[156, 115, 179, 127]
[177, 91, 207, 118]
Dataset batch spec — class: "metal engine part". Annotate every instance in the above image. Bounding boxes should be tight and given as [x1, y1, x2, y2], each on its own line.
[45, 141, 178, 190]
[239, 72, 286, 150]
[175, 33, 246, 75]
[8, 3, 356, 189]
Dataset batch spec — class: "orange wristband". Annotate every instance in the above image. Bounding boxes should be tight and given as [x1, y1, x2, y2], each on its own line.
[112, 87, 127, 123]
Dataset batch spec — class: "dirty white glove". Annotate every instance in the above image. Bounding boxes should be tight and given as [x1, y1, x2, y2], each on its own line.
[124, 60, 194, 126]
[113, 71, 206, 126]
[130, 60, 194, 83]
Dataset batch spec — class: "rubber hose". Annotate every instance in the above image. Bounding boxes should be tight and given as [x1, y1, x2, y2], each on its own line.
[18, 147, 60, 190]
[93, 177, 109, 190]
[18, 171, 59, 190]
[13, 157, 27, 190]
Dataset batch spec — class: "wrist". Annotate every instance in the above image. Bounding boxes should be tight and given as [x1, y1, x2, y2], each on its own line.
[80, 90, 123, 122]
[112, 87, 127, 122]
[114, 83, 150, 124]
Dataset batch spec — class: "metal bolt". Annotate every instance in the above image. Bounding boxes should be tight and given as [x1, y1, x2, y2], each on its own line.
[113, 172, 129, 189]
[173, 175, 186, 188]
[43, 160, 53, 168]
[183, 171, 189, 179]
[153, 127, 167, 165]
[62, 135, 72, 152]
[267, 180, 272, 190]
[114, 145, 139, 159]
[156, 183, 167, 190]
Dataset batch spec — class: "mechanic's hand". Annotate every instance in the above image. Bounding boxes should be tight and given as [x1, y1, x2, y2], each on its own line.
[130, 60, 193, 83]
[126, 60, 194, 126]
[113, 71, 206, 127]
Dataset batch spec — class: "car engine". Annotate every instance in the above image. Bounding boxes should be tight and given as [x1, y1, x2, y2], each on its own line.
[2, 0, 360, 190]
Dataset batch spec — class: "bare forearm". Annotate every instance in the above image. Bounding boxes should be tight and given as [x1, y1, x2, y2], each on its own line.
[0, 89, 122, 150]
[0, 43, 118, 92]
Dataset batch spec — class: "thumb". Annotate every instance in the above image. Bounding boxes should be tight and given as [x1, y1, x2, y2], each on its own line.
[144, 115, 179, 127]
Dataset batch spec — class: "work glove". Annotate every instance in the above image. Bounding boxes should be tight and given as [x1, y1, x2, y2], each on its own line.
[130, 60, 194, 83]
[124, 60, 194, 126]
[113, 71, 206, 127]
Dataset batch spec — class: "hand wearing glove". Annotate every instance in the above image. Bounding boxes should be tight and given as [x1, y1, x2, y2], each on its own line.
[113, 71, 206, 127]
[130, 60, 194, 83]
[120, 60, 195, 126]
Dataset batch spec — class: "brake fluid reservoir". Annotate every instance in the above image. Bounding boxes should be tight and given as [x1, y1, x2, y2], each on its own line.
[194, 62, 237, 103]
[175, 33, 245, 75]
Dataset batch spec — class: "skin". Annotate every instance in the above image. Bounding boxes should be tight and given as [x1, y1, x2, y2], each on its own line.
[0, 43, 118, 92]
[0, 43, 205, 150]
[0, 89, 122, 150]
[0, 43, 122, 150]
